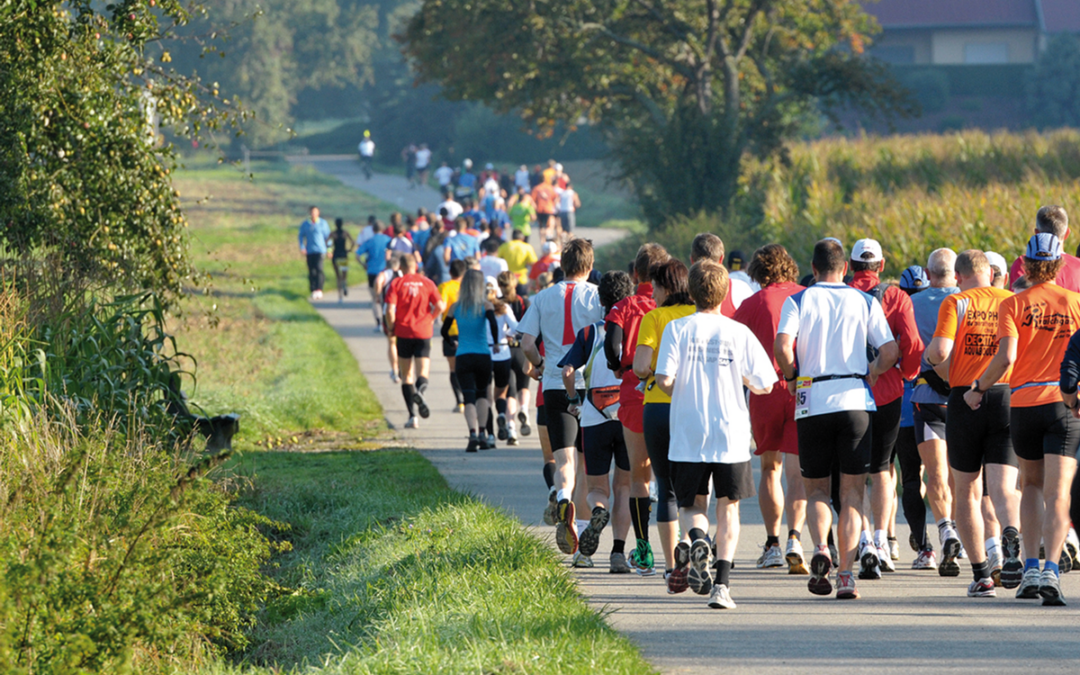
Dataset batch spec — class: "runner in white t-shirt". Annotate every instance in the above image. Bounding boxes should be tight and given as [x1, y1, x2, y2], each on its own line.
[656, 261, 777, 609]
[520, 239, 605, 555]
[434, 162, 454, 189]
[775, 238, 898, 601]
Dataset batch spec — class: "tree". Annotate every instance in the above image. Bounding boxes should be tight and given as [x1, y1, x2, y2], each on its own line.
[0, 1, 243, 299]
[401, 0, 915, 225]
[1028, 33, 1080, 130]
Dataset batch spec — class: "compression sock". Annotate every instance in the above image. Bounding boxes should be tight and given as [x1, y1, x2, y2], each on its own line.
[543, 462, 556, 489]
[788, 529, 801, 541]
[765, 535, 780, 548]
[688, 527, 707, 543]
[416, 376, 428, 394]
[1025, 558, 1040, 572]
[714, 559, 733, 587]
[612, 539, 626, 555]
[486, 409, 494, 435]
[972, 560, 989, 582]
[449, 373, 464, 405]
[401, 383, 416, 416]
[630, 497, 651, 542]
[827, 529, 836, 548]
[496, 397, 507, 415]
[1045, 561, 1061, 577]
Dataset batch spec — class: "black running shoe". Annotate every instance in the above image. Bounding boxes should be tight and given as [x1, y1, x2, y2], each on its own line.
[1000, 526, 1023, 589]
[687, 540, 714, 595]
[413, 390, 430, 419]
[465, 434, 480, 453]
[939, 537, 961, 577]
[578, 506, 610, 557]
[808, 551, 833, 596]
[496, 413, 508, 440]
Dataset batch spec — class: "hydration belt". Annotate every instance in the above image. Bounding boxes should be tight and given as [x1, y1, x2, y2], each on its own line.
[811, 374, 864, 383]
[1011, 380, 1058, 394]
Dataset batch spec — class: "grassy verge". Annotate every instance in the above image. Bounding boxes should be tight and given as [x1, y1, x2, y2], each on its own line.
[202, 450, 654, 675]
[172, 159, 396, 451]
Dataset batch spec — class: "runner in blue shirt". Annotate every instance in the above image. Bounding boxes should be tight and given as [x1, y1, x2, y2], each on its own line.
[357, 221, 393, 329]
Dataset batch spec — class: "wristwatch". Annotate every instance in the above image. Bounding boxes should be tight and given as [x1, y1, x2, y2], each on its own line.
[971, 379, 987, 394]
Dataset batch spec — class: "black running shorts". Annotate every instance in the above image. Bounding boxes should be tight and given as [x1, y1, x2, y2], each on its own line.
[1010, 401, 1080, 462]
[797, 410, 872, 479]
[583, 420, 630, 476]
[510, 346, 531, 394]
[671, 460, 755, 506]
[544, 388, 585, 451]
[455, 353, 492, 405]
[946, 386, 1015, 473]
[869, 397, 901, 473]
[396, 337, 431, 360]
[492, 358, 512, 390]
[536, 401, 548, 427]
[442, 337, 457, 358]
[912, 402, 947, 446]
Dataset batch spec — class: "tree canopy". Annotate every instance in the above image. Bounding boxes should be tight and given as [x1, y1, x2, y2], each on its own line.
[402, 0, 915, 224]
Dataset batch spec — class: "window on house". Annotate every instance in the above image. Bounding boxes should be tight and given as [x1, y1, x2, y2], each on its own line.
[873, 45, 916, 64]
[964, 43, 1009, 64]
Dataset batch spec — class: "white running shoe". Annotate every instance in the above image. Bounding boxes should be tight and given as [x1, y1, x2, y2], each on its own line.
[889, 538, 901, 562]
[785, 538, 808, 575]
[571, 551, 594, 568]
[912, 548, 937, 570]
[877, 543, 895, 572]
[858, 542, 881, 580]
[1067, 527, 1080, 567]
[404, 416, 419, 429]
[756, 544, 785, 569]
[1016, 567, 1042, 599]
[708, 584, 737, 609]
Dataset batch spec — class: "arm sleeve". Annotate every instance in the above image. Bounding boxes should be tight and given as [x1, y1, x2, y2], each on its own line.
[1060, 329, 1080, 394]
[441, 314, 455, 340]
[654, 322, 679, 378]
[604, 321, 624, 373]
[933, 296, 960, 339]
[518, 299, 541, 338]
[558, 327, 592, 369]
[485, 309, 499, 346]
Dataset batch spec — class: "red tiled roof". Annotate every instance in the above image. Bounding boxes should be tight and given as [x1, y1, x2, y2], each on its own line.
[1041, 0, 1080, 33]
[863, 0, 1037, 29]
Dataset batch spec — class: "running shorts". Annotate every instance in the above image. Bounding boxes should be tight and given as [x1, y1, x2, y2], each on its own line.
[396, 337, 430, 360]
[535, 403, 548, 427]
[750, 383, 798, 455]
[583, 420, 630, 476]
[797, 410, 872, 479]
[492, 359, 513, 392]
[1010, 401, 1080, 462]
[642, 401, 678, 523]
[869, 397, 901, 473]
[544, 388, 585, 450]
[560, 212, 576, 233]
[455, 353, 492, 405]
[946, 386, 1015, 473]
[509, 346, 531, 394]
[671, 460, 755, 506]
[368, 275, 377, 289]
[442, 337, 457, 358]
[617, 377, 645, 433]
[912, 402, 947, 446]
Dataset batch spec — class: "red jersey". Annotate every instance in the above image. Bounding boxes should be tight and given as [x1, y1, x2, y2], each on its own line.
[605, 283, 656, 369]
[530, 254, 560, 280]
[733, 281, 804, 373]
[1009, 253, 1080, 293]
[386, 273, 442, 339]
[849, 270, 923, 405]
[532, 183, 557, 215]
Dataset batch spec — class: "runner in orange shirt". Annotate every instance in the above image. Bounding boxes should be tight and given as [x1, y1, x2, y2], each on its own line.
[964, 232, 1080, 606]
[925, 250, 1019, 598]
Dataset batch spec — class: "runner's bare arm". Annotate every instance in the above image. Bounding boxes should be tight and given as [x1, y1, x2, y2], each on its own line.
[632, 346, 654, 381]
[867, 340, 899, 387]
[655, 373, 674, 397]
[965, 335, 1016, 410]
[521, 333, 543, 380]
[774, 333, 797, 396]
[925, 336, 955, 381]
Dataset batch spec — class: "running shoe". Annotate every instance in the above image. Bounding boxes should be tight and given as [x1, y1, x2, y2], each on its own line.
[909, 532, 920, 552]
[939, 536, 961, 578]
[578, 506, 610, 557]
[858, 543, 881, 580]
[1067, 527, 1080, 568]
[1016, 568, 1042, 599]
[957, 543, 968, 560]
[497, 413, 508, 440]
[667, 542, 690, 594]
[609, 552, 632, 574]
[786, 538, 809, 575]
[1000, 526, 1023, 589]
[808, 550, 833, 596]
[555, 499, 577, 554]
[836, 571, 859, 600]
[507, 436, 519, 446]
[912, 548, 937, 570]
[571, 551, 593, 568]
[412, 390, 430, 419]
[829, 542, 840, 568]
[454, 403, 465, 414]
[466, 434, 481, 453]
[486, 433, 498, 449]
[518, 410, 532, 436]
[1059, 549, 1073, 575]
[708, 584, 737, 609]
[629, 539, 656, 576]
[1039, 569, 1066, 606]
[888, 537, 901, 562]
[756, 544, 785, 569]
[967, 577, 996, 598]
[542, 488, 558, 526]
[987, 548, 1002, 587]
[877, 543, 896, 573]
[404, 416, 419, 429]
[687, 540, 714, 595]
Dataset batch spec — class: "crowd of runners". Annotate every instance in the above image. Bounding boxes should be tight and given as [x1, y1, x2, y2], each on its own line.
[302, 184, 1080, 610]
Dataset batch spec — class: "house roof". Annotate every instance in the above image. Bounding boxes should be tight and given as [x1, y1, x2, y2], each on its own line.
[863, 0, 1038, 30]
[1040, 0, 1080, 33]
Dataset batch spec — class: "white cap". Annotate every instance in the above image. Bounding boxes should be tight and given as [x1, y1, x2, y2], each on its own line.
[542, 241, 557, 255]
[984, 251, 1008, 275]
[851, 238, 883, 263]
[486, 276, 503, 297]
[555, 163, 563, 171]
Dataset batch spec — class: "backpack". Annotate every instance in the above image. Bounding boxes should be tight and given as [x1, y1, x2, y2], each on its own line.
[865, 282, 890, 364]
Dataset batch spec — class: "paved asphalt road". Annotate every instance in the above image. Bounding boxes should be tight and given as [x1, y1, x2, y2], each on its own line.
[308, 164, 1080, 674]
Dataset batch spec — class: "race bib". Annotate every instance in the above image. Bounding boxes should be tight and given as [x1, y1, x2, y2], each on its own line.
[795, 377, 813, 419]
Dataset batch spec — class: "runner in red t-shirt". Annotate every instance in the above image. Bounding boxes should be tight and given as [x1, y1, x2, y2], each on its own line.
[733, 244, 808, 575]
[385, 255, 446, 428]
[604, 243, 670, 573]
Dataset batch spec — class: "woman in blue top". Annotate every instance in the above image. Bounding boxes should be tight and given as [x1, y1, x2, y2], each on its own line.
[441, 269, 501, 452]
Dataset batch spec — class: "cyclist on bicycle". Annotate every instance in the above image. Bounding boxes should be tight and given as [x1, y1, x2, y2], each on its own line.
[327, 218, 354, 300]
[358, 130, 375, 179]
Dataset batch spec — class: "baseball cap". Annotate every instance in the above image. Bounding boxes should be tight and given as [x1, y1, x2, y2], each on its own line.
[542, 241, 557, 255]
[486, 276, 503, 297]
[1025, 233, 1063, 261]
[984, 251, 1007, 275]
[727, 249, 746, 271]
[899, 265, 928, 291]
[851, 239, 883, 263]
